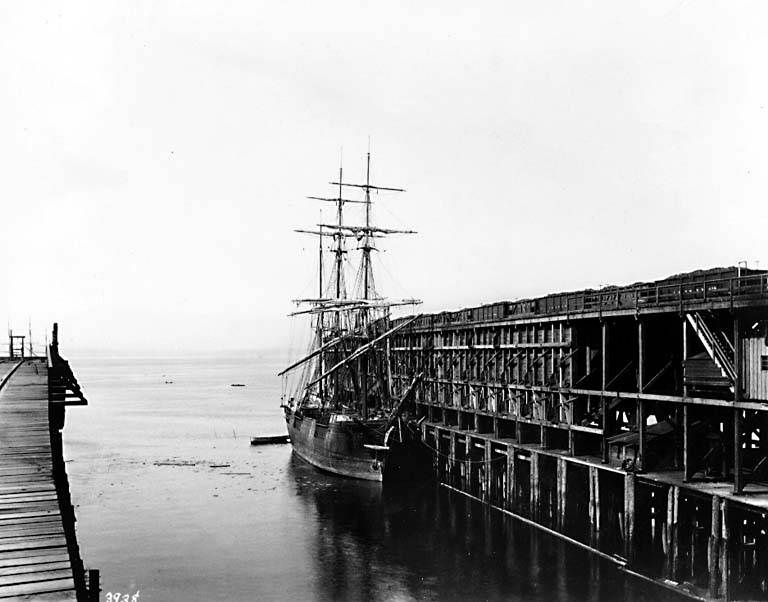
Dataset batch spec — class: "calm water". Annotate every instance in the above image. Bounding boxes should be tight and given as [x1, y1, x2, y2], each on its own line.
[63, 354, 680, 601]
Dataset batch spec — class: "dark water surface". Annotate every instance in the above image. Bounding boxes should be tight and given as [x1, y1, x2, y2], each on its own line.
[64, 354, 681, 601]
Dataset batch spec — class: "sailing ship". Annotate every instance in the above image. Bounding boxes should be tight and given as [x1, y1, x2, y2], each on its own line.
[279, 153, 424, 481]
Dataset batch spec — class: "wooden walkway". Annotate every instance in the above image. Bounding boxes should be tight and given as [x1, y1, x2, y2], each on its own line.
[0, 358, 86, 601]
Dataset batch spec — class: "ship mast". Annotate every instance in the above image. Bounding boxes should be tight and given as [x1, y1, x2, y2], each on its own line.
[331, 152, 406, 418]
[335, 166, 345, 326]
[333, 167, 344, 407]
[363, 152, 372, 303]
[316, 222, 324, 400]
[285, 154, 421, 414]
[330, 153, 406, 331]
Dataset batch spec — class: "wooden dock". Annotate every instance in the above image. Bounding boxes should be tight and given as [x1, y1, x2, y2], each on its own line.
[0, 331, 90, 600]
[389, 267, 768, 600]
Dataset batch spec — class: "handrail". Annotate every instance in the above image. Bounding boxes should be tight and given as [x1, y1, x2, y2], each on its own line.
[686, 313, 736, 383]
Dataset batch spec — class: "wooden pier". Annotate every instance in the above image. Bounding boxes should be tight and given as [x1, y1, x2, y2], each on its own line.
[0, 326, 92, 600]
[388, 267, 768, 601]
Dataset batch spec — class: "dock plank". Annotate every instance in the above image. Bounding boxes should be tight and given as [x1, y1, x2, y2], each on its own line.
[0, 360, 84, 600]
[0, 577, 75, 598]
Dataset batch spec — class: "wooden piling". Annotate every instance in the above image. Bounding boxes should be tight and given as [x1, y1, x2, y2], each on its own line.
[733, 317, 743, 496]
[506, 443, 515, 511]
[667, 485, 679, 581]
[556, 457, 567, 533]
[530, 452, 540, 522]
[623, 473, 636, 563]
[719, 498, 730, 600]
[588, 465, 600, 547]
[88, 569, 100, 602]
[708, 495, 721, 597]
[449, 431, 457, 487]
[484, 440, 492, 503]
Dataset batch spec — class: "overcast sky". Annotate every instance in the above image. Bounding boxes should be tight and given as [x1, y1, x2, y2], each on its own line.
[1, 1, 766, 354]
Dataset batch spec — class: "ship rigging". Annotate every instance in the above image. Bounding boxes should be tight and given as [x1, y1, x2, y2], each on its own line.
[279, 153, 423, 481]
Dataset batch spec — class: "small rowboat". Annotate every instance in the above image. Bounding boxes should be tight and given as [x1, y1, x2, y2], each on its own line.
[250, 435, 290, 446]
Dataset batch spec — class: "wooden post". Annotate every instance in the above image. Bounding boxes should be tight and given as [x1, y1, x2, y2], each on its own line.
[637, 319, 645, 391]
[530, 452, 540, 521]
[588, 465, 600, 547]
[464, 436, 471, 492]
[719, 498, 730, 599]
[733, 316, 743, 495]
[637, 320, 646, 472]
[506, 443, 515, 511]
[88, 569, 100, 602]
[708, 495, 721, 597]
[682, 317, 688, 398]
[449, 431, 456, 487]
[624, 473, 636, 563]
[601, 321, 610, 463]
[667, 485, 679, 581]
[484, 440, 492, 502]
[585, 343, 592, 380]
[601, 320, 609, 393]
[683, 404, 693, 482]
[556, 457, 567, 532]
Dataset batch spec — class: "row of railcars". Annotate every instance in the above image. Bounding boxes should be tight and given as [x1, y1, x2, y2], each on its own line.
[393, 267, 767, 330]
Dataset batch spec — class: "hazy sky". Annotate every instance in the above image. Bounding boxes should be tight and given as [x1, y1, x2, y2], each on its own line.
[1, 1, 766, 353]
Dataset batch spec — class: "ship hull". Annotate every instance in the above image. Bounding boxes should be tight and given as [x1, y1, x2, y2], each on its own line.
[284, 408, 387, 481]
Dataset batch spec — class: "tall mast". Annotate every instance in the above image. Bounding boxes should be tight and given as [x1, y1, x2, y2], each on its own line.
[334, 166, 345, 335]
[334, 166, 344, 406]
[318, 220, 323, 299]
[317, 223, 324, 400]
[288, 155, 419, 412]
[363, 152, 372, 302]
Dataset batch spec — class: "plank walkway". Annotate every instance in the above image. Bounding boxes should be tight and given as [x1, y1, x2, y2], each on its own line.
[0, 358, 82, 601]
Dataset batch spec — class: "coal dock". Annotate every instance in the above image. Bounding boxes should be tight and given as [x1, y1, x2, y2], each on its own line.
[389, 267, 768, 601]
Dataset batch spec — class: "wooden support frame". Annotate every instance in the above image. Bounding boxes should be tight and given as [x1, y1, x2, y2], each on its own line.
[733, 316, 743, 495]
[601, 321, 610, 463]
[637, 320, 646, 472]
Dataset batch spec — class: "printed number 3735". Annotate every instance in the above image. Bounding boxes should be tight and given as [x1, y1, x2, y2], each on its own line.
[106, 592, 140, 602]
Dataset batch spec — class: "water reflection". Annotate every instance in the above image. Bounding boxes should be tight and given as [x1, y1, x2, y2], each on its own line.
[288, 453, 684, 602]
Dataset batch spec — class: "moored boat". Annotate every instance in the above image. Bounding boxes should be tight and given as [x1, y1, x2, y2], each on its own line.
[279, 153, 422, 481]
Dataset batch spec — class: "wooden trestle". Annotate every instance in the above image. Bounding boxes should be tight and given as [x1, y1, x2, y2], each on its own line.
[0, 326, 92, 600]
[389, 268, 768, 601]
